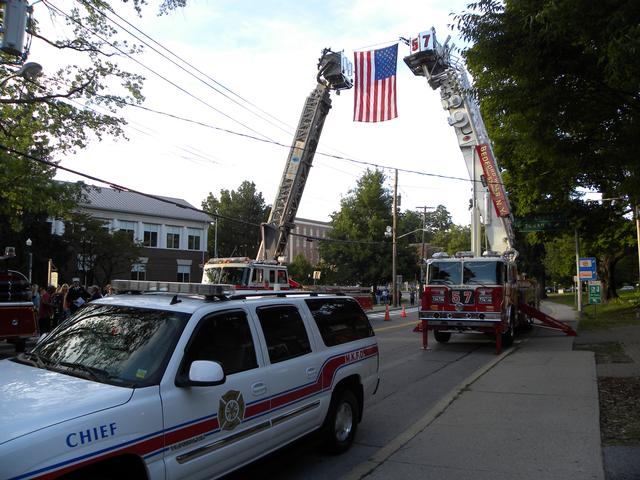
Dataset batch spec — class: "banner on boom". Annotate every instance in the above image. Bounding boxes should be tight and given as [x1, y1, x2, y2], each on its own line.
[476, 144, 511, 217]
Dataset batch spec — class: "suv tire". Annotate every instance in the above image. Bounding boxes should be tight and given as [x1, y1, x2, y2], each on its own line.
[322, 389, 359, 454]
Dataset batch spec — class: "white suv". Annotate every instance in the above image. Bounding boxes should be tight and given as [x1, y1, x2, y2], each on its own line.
[0, 281, 379, 480]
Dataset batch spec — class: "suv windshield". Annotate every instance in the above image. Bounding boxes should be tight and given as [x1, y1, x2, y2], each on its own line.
[23, 304, 190, 387]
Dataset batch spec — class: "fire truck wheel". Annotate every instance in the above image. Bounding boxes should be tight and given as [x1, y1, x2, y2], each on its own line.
[434, 330, 451, 343]
[501, 316, 515, 347]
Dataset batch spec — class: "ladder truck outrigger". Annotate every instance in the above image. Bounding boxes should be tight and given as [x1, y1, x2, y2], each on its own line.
[203, 49, 372, 306]
[404, 28, 576, 353]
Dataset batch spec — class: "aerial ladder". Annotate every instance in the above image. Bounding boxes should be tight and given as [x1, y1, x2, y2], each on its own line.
[405, 29, 576, 348]
[403, 28, 515, 256]
[256, 49, 353, 262]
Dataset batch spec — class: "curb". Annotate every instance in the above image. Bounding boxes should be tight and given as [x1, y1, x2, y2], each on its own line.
[342, 344, 516, 480]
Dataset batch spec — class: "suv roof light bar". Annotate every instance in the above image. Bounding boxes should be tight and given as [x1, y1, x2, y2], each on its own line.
[112, 280, 230, 297]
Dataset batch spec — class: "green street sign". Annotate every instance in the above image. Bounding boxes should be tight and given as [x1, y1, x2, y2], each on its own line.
[588, 281, 602, 304]
[515, 215, 567, 232]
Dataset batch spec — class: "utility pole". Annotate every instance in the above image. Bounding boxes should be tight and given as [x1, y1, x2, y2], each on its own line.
[575, 229, 582, 313]
[636, 205, 640, 289]
[392, 169, 398, 307]
[416, 205, 434, 293]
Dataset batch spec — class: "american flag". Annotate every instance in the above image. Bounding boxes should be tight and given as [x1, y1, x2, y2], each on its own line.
[353, 44, 398, 122]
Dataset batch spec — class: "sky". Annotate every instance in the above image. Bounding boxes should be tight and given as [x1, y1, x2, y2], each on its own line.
[30, 0, 476, 227]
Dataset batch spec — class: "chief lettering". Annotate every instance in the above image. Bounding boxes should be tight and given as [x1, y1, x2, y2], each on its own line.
[66, 422, 117, 448]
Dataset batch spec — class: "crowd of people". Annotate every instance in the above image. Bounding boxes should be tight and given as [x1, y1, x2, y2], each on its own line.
[30, 279, 114, 334]
[373, 286, 418, 306]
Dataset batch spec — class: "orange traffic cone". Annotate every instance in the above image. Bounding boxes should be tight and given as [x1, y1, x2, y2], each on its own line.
[384, 305, 390, 321]
[401, 306, 407, 318]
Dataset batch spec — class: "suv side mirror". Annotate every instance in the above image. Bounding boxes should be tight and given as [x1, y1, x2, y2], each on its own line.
[176, 360, 226, 387]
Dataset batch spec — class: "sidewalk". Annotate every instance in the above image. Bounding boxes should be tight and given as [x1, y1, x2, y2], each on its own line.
[351, 301, 604, 479]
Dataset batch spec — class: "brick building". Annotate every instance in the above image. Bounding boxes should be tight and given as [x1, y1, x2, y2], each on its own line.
[287, 217, 331, 265]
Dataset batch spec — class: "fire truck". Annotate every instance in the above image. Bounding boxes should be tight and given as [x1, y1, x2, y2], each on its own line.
[404, 29, 576, 352]
[0, 247, 38, 352]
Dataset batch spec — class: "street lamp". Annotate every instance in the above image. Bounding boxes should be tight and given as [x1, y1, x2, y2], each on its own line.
[25, 238, 32, 283]
[0, 62, 43, 89]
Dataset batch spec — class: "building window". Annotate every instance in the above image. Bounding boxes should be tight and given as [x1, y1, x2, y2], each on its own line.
[131, 261, 146, 281]
[177, 264, 190, 283]
[143, 223, 159, 247]
[166, 226, 181, 249]
[118, 220, 136, 241]
[187, 228, 202, 250]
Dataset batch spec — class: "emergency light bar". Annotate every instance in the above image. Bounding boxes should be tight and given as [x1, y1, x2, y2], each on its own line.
[112, 280, 230, 296]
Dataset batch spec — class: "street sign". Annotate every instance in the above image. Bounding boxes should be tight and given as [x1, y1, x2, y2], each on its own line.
[515, 215, 566, 232]
[579, 257, 597, 281]
[588, 281, 602, 304]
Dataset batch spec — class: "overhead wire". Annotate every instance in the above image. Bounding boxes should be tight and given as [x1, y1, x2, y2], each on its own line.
[111, 100, 493, 186]
[0, 144, 386, 246]
[41, 0, 278, 143]
[76, 0, 297, 138]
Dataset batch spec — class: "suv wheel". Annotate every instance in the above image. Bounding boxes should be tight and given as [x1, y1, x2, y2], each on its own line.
[322, 389, 359, 454]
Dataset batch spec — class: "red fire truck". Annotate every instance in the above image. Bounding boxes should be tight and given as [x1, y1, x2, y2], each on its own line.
[0, 247, 38, 352]
[420, 251, 534, 353]
[404, 28, 575, 352]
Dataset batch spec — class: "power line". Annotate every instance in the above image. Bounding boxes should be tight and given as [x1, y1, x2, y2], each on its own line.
[42, 0, 277, 143]
[115, 100, 494, 186]
[76, 0, 296, 138]
[0, 144, 389, 246]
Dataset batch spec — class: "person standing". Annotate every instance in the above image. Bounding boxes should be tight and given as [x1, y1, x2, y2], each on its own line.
[67, 278, 89, 314]
[38, 285, 55, 334]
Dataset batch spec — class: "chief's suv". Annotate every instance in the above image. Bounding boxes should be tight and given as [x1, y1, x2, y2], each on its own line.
[0, 280, 379, 480]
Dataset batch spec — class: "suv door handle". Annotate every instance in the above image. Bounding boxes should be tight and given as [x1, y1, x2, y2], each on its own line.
[251, 382, 267, 396]
[305, 367, 317, 379]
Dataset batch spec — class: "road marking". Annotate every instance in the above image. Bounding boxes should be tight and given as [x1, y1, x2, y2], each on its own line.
[374, 320, 418, 332]
[342, 345, 515, 480]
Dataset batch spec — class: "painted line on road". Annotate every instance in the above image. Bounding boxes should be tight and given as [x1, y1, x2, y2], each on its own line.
[373, 320, 419, 333]
[342, 345, 516, 480]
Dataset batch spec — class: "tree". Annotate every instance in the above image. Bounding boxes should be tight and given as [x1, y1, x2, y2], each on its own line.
[202, 181, 269, 258]
[61, 213, 142, 286]
[543, 235, 576, 289]
[454, 0, 640, 298]
[0, 0, 192, 231]
[288, 253, 314, 285]
[319, 169, 419, 287]
[430, 224, 471, 257]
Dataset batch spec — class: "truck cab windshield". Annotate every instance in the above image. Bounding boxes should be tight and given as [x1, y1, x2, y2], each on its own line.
[428, 260, 504, 286]
[204, 266, 250, 285]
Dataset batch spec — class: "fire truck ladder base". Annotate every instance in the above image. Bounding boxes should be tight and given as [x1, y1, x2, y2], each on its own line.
[518, 303, 577, 337]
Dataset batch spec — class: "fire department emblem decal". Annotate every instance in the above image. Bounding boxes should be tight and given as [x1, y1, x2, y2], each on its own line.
[218, 390, 245, 431]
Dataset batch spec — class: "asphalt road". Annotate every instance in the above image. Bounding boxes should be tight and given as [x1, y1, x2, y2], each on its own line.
[223, 307, 500, 479]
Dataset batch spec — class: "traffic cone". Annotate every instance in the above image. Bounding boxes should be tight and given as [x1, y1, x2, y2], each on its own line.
[384, 305, 390, 321]
[401, 306, 407, 318]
